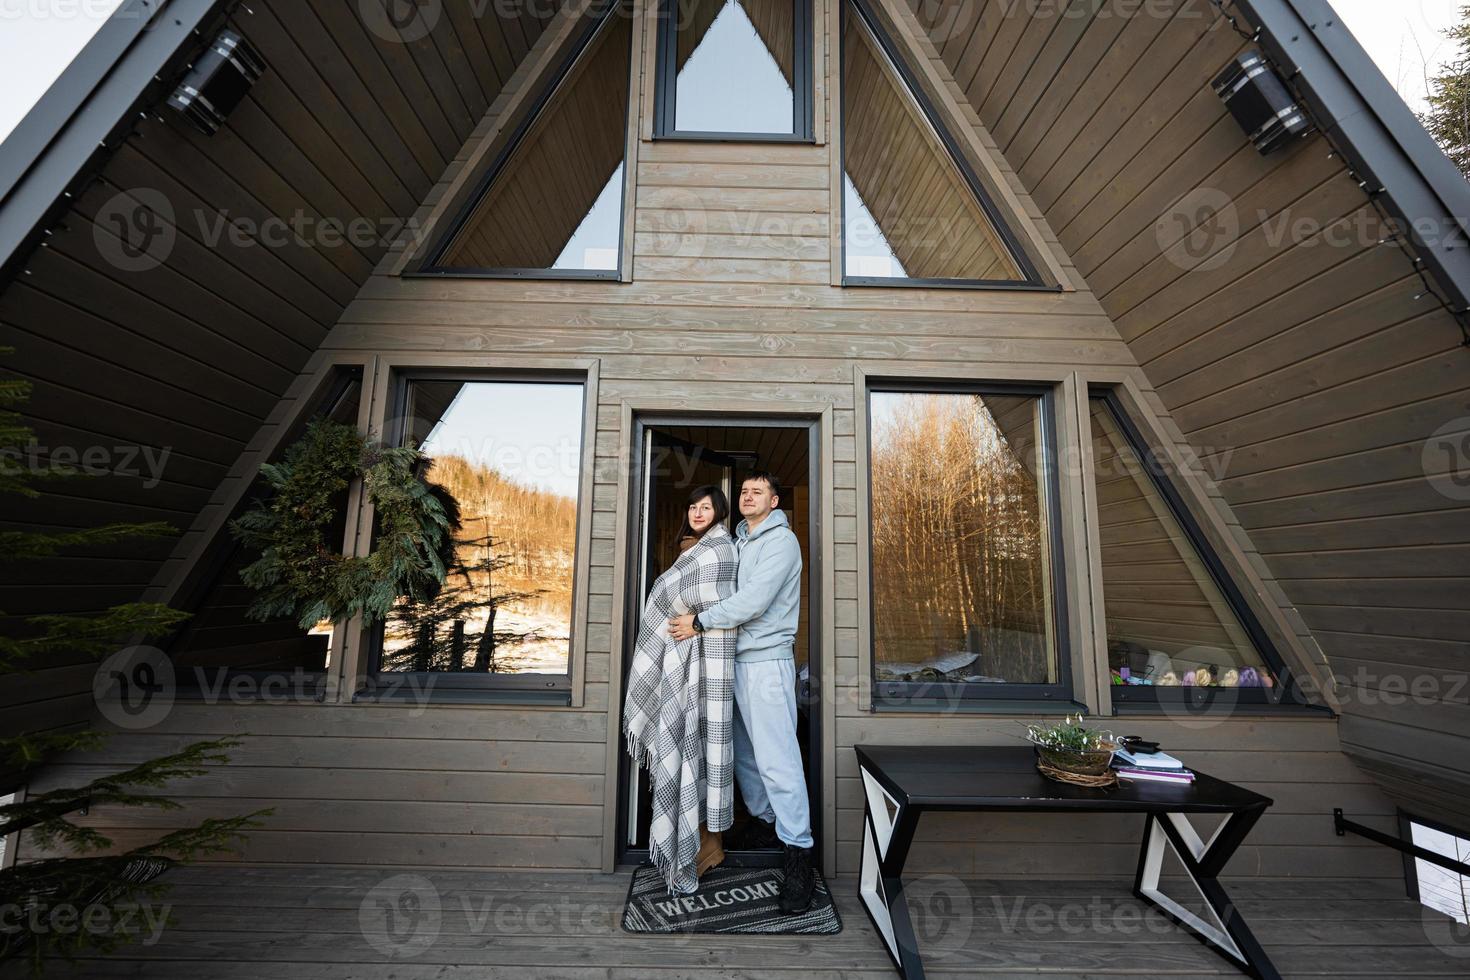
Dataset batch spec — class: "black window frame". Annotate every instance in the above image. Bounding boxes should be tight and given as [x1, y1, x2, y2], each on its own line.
[356, 369, 590, 706]
[166, 365, 365, 702]
[414, 0, 633, 281]
[838, 0, 1048, 291]
[652, 0, 815, 142]
[1087, 389, 1305, 711]
[865, 379, 1076, 708]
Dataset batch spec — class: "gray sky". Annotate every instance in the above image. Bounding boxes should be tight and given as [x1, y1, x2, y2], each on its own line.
[0, 2, 1462, 147]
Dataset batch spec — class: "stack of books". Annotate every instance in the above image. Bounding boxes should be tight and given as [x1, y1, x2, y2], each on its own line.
[1113, 747, 1194, 784]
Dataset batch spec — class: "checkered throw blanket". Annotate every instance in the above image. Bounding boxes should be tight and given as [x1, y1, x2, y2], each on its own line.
[622, 522, 739, 896]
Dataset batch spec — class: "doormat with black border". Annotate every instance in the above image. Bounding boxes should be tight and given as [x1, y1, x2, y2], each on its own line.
[621, 862, 843, 934]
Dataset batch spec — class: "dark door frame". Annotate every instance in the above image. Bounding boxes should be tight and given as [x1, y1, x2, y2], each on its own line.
[615, 412, 824, 870]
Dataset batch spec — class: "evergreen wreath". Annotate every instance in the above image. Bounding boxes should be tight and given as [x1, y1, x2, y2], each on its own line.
[230, 418, 461, 629]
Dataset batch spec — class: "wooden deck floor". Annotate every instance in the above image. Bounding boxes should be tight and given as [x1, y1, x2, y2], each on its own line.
[5, 865, 1468, 978]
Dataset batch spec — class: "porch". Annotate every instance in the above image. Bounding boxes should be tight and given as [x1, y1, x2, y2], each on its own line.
[8, 865, 1465, 978]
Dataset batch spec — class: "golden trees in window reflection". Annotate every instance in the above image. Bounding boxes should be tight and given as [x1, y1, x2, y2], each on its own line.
[382, 454, 577, 674]
[870, 393, 1053, 684]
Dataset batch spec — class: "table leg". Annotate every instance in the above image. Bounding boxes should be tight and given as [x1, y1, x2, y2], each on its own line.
[856, 764, 925, 979]
[1133, 810, 1281, 980]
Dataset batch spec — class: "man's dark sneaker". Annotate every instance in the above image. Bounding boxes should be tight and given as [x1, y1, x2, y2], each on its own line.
[725, 815, 779, 850]
[778, 843, 815, 913]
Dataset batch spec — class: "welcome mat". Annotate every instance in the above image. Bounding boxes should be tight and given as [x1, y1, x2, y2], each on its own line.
[621, 863, 843, 934]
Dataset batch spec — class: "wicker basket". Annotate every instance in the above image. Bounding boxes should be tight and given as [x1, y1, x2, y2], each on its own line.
[1034, 742, 1118, 787]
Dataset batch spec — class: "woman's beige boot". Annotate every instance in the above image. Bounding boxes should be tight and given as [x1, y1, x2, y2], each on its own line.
[696, 820, 725, 877]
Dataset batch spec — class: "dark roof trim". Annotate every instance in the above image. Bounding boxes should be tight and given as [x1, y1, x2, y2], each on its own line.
[0, 0, 233, 285]
[1234, 0, 1470, 325]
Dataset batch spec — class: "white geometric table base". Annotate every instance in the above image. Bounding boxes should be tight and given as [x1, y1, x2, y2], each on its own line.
[856, 760, 1279, 980]
[1133, 811, 1281, 980]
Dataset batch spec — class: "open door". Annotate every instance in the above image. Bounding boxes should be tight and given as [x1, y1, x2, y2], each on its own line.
[625, 431, 742, 848]
[618, 419, 820, 869]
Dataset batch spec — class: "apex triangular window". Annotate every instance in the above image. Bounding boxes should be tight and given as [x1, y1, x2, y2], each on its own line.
[654, 0, 814, 139]
[425, 2, 633, 277]
[841, 0, 1039, 286]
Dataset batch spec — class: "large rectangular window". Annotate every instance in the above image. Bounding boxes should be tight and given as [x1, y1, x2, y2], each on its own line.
[866, 383, 1070, 704]
[366, 375, 587, 700]
[654, 0, 813, 140]
[1088, 392, 1296, 706]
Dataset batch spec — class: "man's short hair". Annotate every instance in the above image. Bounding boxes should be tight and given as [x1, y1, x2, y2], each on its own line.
[741, 470, 783, 503]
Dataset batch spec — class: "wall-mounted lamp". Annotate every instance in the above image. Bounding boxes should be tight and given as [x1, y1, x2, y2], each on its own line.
[1212, 51, 1313, 155]
[167, 29, 265, 136]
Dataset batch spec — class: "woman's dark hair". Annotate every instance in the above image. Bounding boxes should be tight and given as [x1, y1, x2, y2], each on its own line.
[676, 484, 730, 543]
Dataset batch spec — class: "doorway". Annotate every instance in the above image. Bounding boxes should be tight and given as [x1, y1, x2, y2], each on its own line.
[616, 416, 822, 869]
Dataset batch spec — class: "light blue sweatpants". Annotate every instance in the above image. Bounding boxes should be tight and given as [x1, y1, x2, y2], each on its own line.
[731, 655, 813, 848]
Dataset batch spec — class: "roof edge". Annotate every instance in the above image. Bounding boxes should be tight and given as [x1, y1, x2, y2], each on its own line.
[1234, 0, 1470, 328]
[0, 0, 234, 286]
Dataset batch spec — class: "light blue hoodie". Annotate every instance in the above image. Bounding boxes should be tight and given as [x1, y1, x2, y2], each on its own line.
[696, 507, 802, 663]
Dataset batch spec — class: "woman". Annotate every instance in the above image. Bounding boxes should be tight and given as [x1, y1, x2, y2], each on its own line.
[622, 485, 741, 896]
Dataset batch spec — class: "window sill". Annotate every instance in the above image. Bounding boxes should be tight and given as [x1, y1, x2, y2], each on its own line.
[651, 131, 815, 144]
[869, 699, 1089, 716]
[1109, 700, 1333, 718]
[841, 276, 1060, 292]
[353, 685, 573, 707]
[405, 268, 622, 281]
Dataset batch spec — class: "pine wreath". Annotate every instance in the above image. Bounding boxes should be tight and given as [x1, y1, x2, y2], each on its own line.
[230, 418, 461, 629]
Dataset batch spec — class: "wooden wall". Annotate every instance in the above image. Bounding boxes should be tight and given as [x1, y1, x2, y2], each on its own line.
[0, 0, 553, 748]
[20, 0, 1408, 883]
[904, 0, 1470, 827]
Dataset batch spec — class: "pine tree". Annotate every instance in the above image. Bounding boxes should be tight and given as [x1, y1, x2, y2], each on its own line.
[0, 349, 269, 970]
[1422, 5, 1470, 178]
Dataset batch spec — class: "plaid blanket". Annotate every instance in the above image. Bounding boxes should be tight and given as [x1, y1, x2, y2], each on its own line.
[621, 522, 739, 895]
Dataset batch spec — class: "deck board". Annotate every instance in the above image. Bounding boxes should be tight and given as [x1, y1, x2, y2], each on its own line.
[4, 865, 1466, 978]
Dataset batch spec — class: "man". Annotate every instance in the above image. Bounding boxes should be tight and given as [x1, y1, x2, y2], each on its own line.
[668, 470, 814, 913]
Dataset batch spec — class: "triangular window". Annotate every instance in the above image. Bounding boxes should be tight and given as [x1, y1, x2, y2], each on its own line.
[426, 3, 632, 276]
[1088, 394, 1296, 703]
[841, 0, 1038, 285]
[165, 367, 363, 683]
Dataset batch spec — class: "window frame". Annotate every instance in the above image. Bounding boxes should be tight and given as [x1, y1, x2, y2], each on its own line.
[864, 378, 1075, 707]
[166, 364, 365, 701]
[356, 368, 591, 705]
[838, 0, 1047, 290]
[415, 0, 633, 280]
[652, 0, 816, 142]
[1086, 389, 1304, 710]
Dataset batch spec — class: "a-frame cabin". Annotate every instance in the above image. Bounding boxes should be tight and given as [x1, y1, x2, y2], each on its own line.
[2, 0, 1469, 975]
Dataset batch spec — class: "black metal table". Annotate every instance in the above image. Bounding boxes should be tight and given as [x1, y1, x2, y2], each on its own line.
[854, 744, 1278, 980]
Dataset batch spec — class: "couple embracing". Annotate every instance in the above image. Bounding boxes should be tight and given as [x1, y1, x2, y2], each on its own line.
[621, 472, 815, 913]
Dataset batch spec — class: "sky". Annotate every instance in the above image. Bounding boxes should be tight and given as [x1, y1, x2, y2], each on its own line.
[0, 0, 126, 141]
[1332, 0, 1462, 116]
